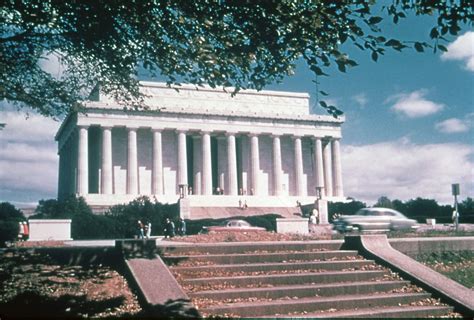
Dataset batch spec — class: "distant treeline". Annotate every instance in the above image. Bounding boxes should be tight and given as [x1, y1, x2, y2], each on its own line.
[329, 196, 474, 224]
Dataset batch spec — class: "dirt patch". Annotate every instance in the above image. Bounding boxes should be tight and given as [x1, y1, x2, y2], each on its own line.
[166, 230, 336, 243]
[0, 250, 141, 319]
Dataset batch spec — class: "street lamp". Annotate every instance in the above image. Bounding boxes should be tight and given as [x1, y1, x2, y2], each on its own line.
[315, 186, 324, 200]
[452, 183, 460, 231]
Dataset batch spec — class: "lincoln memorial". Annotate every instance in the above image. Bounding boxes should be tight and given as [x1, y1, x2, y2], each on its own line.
[56, 81, 345, 219]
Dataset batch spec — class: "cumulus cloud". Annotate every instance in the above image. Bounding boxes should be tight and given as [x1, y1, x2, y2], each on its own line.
[352, 93, 368, 107]
[0, 108, 60, 203]
[435, 118, 470, 133]
[441, 31, 474, 71]
[388, 90, 444, 118]
[342, 139, 473, 205]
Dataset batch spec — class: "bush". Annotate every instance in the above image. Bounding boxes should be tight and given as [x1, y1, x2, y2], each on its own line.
[0, 202, 25, 246]
[32, 196, 180, 239]
[33, 196, 116, 240]
[107, 196, 179, 238]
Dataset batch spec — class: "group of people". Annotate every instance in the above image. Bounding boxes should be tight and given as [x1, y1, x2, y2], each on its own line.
[164, 218, 186, 238]
[138, 218, 186, 239]
[137, 220, 152, 239]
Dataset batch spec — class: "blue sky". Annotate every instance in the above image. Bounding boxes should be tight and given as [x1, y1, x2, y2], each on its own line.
[0, 10, 472, 207]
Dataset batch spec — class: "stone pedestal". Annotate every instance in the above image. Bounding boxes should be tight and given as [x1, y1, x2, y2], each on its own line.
[315, 199, 329, 225]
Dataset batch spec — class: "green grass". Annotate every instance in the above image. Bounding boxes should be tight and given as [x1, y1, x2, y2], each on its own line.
[414, 251, 474, 288]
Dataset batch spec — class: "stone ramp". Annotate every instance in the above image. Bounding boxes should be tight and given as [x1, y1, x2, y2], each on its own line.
[189, 206, 301, 219]
[115, 240, 191, 307]
[343, 235, 474, 317]
[160, 241, 454, 318]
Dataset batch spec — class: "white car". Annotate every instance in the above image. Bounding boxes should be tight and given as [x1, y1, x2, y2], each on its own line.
[200, 219, 266, 233]
[333, 207, 419, 232]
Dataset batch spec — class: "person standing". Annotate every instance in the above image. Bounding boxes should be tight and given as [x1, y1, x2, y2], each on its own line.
[137, 220, 145, 239]
[177, 218, 186, 236]
[23, 222, 29, 241]
[146, 221, 152, 238]
[164, 218, 175, 238]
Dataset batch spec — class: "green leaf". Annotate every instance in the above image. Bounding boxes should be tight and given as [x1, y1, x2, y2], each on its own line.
[430, 27, 439, 39]
[414, 42, 424, 52]
[371, 51, 378, 61]
[437, 44, 448, 52]
[368, 16, 383, 24]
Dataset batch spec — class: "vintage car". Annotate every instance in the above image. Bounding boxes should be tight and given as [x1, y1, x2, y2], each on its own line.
[333, 207, 419, 233]
[200, 219, 266, 233]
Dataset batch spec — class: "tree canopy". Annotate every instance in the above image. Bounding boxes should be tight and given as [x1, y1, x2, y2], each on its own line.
[1, 1, 472, 118]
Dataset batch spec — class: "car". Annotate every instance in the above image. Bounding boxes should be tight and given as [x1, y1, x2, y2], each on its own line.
[200, 219, 266, 233]
[332, 207, 419, 233]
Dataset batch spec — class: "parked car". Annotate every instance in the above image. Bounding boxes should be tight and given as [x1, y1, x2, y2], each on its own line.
[333, 207, 419, 233]
[200, 219, 266, 233]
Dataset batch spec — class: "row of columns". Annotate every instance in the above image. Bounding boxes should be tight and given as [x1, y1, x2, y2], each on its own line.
[73, 126, 343, 198]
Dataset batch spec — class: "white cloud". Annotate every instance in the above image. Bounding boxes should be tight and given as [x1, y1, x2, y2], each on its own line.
[388, 90, 444, 118]
[0, 108, 60, 142]
[441, 31, 474, 71]
[352, 93, 368, 107]
[342, 139, 473, 205]
[0, 108, 60, 203]
[435, 118, 470, 133]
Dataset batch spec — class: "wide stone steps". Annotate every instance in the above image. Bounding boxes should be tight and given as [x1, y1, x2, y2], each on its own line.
[305, 305, 454, 318]
[159, 241, 453, 318]
[182, 270, 388, 288]
[189, 280, 410, 300]
[271, 305, 454, 318]
[160, 241, 342, 255]
[163, 250, 359, 265]
[201, 292, 432, 317]
[172, 259, 375, 275]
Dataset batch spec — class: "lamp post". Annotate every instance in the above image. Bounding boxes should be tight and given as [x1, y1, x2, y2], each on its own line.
[315, 186, 324, 200]
[452, 184, 460, 231]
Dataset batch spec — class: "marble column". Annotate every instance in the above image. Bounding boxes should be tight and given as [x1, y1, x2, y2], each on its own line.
[227, 133, 238, 196]
[272, 135, 283, 196]
[177, 130, 188, 191]
[250, 134, 260, 196]
[293, 136, 305, 196]
[77, 126, 89, 195]
[323, 139, 333, 197]
[217, 137, 226, 192]
[201, 131, 212, 195]
[57, 148, 65, 199]
[332, 138, 344, 197]
[101, 126, 113, 194]
[192, 136, 202, 195]
[152, 129, 164, 195]
[314, 137, 325, 196]
[127, 127, 138, 194]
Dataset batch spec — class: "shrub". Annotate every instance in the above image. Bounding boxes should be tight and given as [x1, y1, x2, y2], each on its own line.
[0, 202, 25, 246]
[107, 196, 179, 238]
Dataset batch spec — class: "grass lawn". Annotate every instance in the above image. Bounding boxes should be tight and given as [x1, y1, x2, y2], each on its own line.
[414, 251, 474, 289]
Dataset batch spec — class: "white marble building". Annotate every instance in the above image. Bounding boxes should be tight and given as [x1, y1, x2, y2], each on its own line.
[56, 81, 344, 218]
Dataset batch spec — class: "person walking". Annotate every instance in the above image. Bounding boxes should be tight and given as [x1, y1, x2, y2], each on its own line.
[137, 220, 145, 239]
[177, 218, 186, 236]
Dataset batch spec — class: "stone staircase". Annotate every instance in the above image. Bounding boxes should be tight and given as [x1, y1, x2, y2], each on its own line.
[160, 242, 453, 318]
